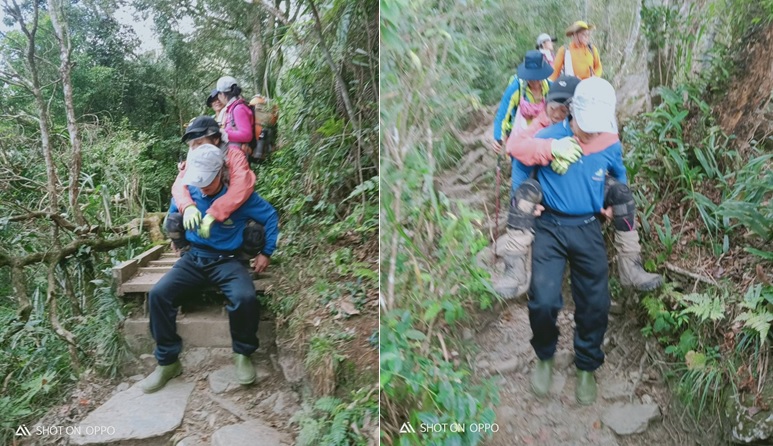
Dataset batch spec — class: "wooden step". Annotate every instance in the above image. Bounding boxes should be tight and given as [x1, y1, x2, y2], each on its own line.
[138, 266, 174, 274]
[148, 258, 179, 267]
[120, 272, 271, 294]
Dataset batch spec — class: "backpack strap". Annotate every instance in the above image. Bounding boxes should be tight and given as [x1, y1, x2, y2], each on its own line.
[563, 45, 574, 77]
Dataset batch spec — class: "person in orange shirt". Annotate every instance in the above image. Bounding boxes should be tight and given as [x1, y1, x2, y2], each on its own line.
[549, 21, 602, 81]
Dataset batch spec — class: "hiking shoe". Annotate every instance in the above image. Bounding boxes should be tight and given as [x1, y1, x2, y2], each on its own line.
[493, 229, 534, 299]
[575, 370, 597, 405]
[140, 360, 182, 394]
[530, 359, 554, 397]
[615, 231, 663, 291]
[234, 353, 256, 385]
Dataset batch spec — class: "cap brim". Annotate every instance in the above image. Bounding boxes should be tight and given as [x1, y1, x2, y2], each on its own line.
[573, 106, 617, 133]
[566, 24, 594, 36]
[516, 64, 554, 81]
[547, 92, 572, 103]
[182, 168, 219, 188]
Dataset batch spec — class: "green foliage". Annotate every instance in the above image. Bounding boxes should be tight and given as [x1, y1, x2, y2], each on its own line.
[291, 389, 378, 446]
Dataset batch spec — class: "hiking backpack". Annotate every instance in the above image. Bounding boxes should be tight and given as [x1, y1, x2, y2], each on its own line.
[229, 96, 280, 164]
[248, 95, 279, 163]
[562, 44, 596, 77]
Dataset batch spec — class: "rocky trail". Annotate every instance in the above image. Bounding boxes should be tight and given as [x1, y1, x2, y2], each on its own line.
[439, 109, 709, 445]
[21, 250, 307, 446]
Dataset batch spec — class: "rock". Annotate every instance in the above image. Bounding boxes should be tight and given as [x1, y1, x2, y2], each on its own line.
[277, 349, 305, 384]
[601, 382, 632, 401]
[128, 374, 145, 382]
[640, 394, 654, 405]
[114, 382, 130, 393]
[178, 436, 207, 446]
[257, 390, 301, 417]
[490, 358, 521, 374]
[602, 403, 661, 435]
[554, 350, 574, 370]
[609, 300, 623, 315]
[211, 421, 290, 446]
[180, 348, 210, 369]
[550, 373, 566, 395]
[726, 393, 773, 443]
[477, 360, 491, 371]
[69, 380, 194, 445]
[463, 328, 474, 340]
[209, 364, 270, 394]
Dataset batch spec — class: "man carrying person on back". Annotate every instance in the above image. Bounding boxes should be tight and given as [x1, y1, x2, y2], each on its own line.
[141, 144, 279, 394]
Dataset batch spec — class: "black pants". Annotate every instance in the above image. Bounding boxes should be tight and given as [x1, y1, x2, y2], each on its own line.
[148, 250, 260, 365]
[528, 213, 610, 371]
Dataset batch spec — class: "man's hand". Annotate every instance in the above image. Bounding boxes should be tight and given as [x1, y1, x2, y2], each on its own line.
[253, 254, 270, 273]
[551, 158, 570, 175]
[600, 206, 614, 221]
[551, 137, 583, 164]
[241, 143, 253, 158]
[492, 139, 504, 154]
[183, 206, 201, 230]
[534, 204, 545, 217]
[197, 214, 216, 238]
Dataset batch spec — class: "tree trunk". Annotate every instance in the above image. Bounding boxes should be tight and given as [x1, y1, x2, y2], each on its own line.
[48, 0, 85, 225]
[15, 1, 61, 215]
[308, 0, 361, 142]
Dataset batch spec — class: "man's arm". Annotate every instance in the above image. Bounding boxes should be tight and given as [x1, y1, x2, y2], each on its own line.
[549, 46, 565, 81]
[507, 112, 554, 166]
[493, 78, 520, 141]
[608, 145, 627, 184]
[244, 195, 279, 256]
[511, 159, 536, 191]
[206, 148, 256, 222]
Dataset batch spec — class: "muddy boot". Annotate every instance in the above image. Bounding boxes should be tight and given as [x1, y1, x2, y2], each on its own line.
[234, 353, 256, 385]
[140, 360, 182, 394]
[492, 229, 534, 299]
[530, 358, 554, 397]
[615, 231, 663, 291]
[575, 369, 597, 405]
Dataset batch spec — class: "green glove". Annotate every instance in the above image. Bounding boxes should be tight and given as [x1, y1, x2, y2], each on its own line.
[551, 158, 570, 175]
[183, 206, 202, 230]
[197, 214, 217, 238]
[551, 137, 583, 164]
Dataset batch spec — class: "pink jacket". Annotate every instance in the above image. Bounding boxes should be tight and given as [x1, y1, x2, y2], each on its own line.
[224, 99, 254, 145]
[171, 147, 256, 222]
[508, 111, 620, 165]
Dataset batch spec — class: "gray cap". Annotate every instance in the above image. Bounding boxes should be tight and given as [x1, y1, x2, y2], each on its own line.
[182, 144, 225, 187]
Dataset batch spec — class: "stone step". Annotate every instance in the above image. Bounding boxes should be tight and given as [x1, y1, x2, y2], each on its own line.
[69, 379, 194, 446]
[123, 307, 276, 354]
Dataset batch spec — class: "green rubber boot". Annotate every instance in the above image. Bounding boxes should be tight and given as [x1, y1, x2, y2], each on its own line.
[234, 353, 256, 385]
[140, 360, 182, 394]
[530, 359, 554, 398]
[575, 370, 597, 405]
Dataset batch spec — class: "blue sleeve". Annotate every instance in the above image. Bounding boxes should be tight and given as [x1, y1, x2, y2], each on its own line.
[169, 198, 179, 214]
[608, 145, 628, 184]
[511, 159, 535, 190]
[244, 194, 280, 256]
[493, 78, 520, 140]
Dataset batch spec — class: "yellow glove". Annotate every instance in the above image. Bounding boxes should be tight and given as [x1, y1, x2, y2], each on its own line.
[551, 137, 583, 164]
[551, 158, 570, 175]
[183, 206, 201, 230]
[197, 214, 217, 238]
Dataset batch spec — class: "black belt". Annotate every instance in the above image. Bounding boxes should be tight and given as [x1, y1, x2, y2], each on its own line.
[541, 206, 597, 226]
[190, 246, 238, 259]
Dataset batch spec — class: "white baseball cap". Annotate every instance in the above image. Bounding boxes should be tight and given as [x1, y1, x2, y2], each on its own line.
[536, 33, 556, 46]
[216, 76, 238, 94]
[571, 77, 618, 133]
[182, 144, 225, 187]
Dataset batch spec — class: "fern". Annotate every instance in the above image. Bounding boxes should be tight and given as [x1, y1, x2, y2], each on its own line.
[734, 311, 773, 344]
[678, 293, 725, 322]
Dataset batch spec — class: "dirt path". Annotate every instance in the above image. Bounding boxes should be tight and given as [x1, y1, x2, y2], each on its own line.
[438, 110, 689, 446]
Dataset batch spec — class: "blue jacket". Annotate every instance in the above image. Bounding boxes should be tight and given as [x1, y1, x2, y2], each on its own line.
[493, 76, 551, 141]
[511, 120, 627, 215]
[169, 185, 279, 255]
